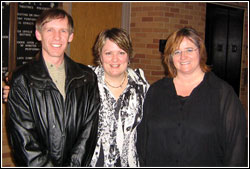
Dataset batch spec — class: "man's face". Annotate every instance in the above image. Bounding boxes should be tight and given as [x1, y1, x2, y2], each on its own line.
[35, 17, 73, 60]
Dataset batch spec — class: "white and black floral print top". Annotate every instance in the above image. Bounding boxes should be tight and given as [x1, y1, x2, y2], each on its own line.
[89, 66, 150, 167]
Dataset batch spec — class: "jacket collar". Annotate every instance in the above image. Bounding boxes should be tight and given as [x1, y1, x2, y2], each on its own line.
[29, 52, 86, 88]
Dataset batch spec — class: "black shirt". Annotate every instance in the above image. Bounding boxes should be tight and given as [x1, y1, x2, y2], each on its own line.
[137, 72, 246, 167]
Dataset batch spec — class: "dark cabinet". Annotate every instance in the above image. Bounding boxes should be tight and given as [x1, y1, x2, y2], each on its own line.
[205, 3, 244, 96]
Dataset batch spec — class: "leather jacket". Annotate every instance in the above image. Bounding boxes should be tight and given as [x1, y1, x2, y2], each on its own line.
[7, 53, 100, 167]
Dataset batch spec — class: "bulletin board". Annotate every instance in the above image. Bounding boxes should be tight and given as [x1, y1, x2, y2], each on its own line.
[2, 2, 60, 79]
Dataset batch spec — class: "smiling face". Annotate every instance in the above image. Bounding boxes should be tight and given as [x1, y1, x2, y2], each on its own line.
[35, 17, 73, 61]
[173, 37, 201, 76]
[100, 39, 129, 79]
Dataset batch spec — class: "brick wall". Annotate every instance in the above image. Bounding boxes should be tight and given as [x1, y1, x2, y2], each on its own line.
[130, 2, 206, 83]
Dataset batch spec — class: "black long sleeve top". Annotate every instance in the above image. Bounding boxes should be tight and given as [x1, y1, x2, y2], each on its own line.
[137, 72, 246, 167]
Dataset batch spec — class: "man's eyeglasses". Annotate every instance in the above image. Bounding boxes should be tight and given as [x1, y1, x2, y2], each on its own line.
[172, 48, 198, 57]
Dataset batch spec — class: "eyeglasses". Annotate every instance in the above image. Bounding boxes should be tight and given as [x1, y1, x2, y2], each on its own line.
[172, 48, 198, 57]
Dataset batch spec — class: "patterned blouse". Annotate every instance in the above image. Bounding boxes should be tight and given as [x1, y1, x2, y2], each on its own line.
[89, 66, 150, 167]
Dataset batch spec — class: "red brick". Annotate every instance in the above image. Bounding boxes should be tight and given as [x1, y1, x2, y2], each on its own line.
[165, 12, 174, 17]
[143, 6, 154, 11]
[180, 19, 188, 24]
[170, 8, 179, 13]
[131, 7, 142, 12]
[130, 23, 136, 27]
[147, 44, 158, 49]
[134, 54, 145, 58]
[141, 59, 151, 64]
[142, 17, 153, 22]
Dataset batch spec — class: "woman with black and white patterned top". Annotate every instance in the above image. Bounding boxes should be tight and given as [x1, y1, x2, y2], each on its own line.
[89, 28, 149, 167]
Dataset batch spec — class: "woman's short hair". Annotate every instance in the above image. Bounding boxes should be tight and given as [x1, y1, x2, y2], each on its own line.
[163, 27, 210, 77]
[92, 28, 133, 65]
[36, 8, 74, 34]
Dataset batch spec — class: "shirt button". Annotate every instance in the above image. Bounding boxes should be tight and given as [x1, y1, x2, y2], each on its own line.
[126, 127, 131, 131]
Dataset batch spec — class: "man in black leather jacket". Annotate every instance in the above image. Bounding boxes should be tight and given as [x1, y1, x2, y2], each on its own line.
[7, 8, 100, 167]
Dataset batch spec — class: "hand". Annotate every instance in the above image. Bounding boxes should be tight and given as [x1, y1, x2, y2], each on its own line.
[2, 85, 10, 103]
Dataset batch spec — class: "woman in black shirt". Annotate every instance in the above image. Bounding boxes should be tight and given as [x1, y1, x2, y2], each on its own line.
[137, 27, 246, 167]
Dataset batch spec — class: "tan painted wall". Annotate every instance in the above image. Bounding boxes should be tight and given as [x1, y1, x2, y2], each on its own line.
[70, 2, 122, 65]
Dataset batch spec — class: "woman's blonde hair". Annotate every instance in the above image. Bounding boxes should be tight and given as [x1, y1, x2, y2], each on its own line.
[163, 27, 210, 77]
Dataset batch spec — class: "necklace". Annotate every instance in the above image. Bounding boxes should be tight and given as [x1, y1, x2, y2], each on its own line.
[105, 72, 127, 88]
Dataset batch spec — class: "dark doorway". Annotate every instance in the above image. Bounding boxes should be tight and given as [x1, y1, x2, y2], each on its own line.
[205, 3, 244, 96]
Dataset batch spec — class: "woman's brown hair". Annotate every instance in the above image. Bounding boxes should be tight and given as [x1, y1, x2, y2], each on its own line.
[163, 27, 210, 77]
[92, 28, 133, 65]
